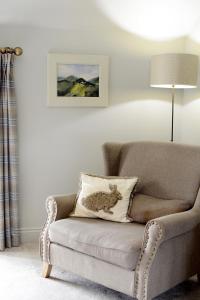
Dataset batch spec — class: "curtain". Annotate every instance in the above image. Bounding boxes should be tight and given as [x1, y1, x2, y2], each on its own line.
[0, 53, 19, 250]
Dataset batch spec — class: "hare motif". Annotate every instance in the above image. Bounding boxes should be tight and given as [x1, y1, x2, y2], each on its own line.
[82, 184, 122, 214]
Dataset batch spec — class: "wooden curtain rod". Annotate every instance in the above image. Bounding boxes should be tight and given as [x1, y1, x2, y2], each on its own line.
[0, 47, 23, 56]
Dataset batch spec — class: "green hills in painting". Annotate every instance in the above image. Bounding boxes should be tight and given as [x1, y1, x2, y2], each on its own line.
[57, 75, 99, 97]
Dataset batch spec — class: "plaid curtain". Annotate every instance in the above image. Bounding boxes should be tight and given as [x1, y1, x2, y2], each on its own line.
[0, 53, 19, 250]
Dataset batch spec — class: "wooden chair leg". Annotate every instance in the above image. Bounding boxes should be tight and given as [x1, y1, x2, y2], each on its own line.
[42, 262, 52, 278]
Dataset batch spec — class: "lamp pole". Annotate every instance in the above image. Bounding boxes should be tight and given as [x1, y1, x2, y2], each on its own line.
[171, 85, 175, 142]
[150, 54, 198, 143]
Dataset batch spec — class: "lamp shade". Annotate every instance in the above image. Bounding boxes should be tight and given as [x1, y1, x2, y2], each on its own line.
[150, 53, 199, 89]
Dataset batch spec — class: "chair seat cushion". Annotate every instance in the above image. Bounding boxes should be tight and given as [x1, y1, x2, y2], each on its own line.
[49, 217, 145, 270]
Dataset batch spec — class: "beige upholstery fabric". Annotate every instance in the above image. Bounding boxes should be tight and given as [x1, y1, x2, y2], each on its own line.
[103, 143, 123, 176]
[151, 209, 200, 242]
[49, 217, 144, 270]
[50, 243, 135, 296]
[104, 141, 200, 203]
[129, 194, 191, 224]
[134, 207, 200, 300]
[53, 194, 77, 220]
[148, 229, 200, 299]
[40, 194, 76, 262]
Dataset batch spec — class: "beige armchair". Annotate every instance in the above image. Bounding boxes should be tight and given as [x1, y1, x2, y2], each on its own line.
[40, 141, 200, 300]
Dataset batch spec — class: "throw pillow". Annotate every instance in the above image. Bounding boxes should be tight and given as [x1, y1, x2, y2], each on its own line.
[129, 193, 191, 224]
[71, 173, 138, 222]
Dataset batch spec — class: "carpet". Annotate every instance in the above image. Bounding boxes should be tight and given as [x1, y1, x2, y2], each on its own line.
[0, 243, 200, 300]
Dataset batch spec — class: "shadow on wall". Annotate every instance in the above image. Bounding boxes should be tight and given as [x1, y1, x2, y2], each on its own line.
[4, 0, 187, 112]
[0, 0, 189, 229]
[3, 2, 186, 148]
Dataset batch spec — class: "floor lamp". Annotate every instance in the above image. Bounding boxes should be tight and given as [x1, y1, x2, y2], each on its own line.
[150, 53, 198, 142]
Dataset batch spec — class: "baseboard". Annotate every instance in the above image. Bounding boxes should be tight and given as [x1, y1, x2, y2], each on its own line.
[19, 227, 42, 243]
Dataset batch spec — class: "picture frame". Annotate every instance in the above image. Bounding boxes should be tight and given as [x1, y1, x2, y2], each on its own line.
[47, 53, 109, 107]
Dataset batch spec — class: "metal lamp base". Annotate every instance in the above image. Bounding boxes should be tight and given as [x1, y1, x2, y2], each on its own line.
[171, 86, 175, 142]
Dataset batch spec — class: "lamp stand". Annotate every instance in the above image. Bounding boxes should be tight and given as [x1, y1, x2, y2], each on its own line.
[171, 85, 175, 142]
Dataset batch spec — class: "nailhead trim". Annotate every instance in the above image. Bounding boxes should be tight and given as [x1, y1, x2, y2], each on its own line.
[134, 220, 164, 300]
[40, 197, 57, 263]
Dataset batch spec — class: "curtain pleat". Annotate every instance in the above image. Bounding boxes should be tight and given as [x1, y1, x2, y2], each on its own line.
[0, 53, 19, 250]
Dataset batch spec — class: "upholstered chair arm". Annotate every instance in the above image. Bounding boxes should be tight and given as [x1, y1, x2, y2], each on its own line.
[134, 209, 200, 300]
[40, 194, 76, 262]
[48, 194, 77, 221]
[134, 220, 164, 300]
[152, 209, 200, 242]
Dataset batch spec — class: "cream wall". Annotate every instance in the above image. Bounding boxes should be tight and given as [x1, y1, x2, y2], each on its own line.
[0, 25, 184, 240]
[181, 35, 200, 145]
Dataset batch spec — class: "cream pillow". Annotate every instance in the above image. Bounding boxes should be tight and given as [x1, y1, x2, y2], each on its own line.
[71, 173, 138, 222]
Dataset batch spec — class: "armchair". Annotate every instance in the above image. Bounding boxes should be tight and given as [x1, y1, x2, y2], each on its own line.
[40, 141, 200, 300]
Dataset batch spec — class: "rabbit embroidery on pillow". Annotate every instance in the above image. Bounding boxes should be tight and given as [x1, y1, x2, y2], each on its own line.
[81, 184, 122, 214]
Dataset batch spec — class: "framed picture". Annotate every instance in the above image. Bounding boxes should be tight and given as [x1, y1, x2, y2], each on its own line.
[47, 53, 109, 107]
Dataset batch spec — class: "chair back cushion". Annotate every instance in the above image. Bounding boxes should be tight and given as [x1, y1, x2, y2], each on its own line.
[129, 193, 191, 223]
[103, 141, 200, 204]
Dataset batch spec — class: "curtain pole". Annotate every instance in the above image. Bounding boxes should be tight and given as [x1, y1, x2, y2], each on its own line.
[0, 47, 23, 56]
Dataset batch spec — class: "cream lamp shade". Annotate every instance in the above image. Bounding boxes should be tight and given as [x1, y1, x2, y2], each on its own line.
[150, 53, 199, 142]
[150, 53, 199, 88]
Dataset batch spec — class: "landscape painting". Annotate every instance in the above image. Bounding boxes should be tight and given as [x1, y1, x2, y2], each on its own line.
[47, 53, 108, 107]
[57, 64, 99, 97]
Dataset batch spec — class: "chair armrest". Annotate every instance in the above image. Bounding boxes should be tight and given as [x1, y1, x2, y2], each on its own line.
[40, 193, 76, 262]
[47, 194, 77, 221]
[152, 209, 200, 242]
[134, 209, 200, 300]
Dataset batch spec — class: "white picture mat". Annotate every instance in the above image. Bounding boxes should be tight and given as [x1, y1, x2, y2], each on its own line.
[47, 53, 109, 107]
